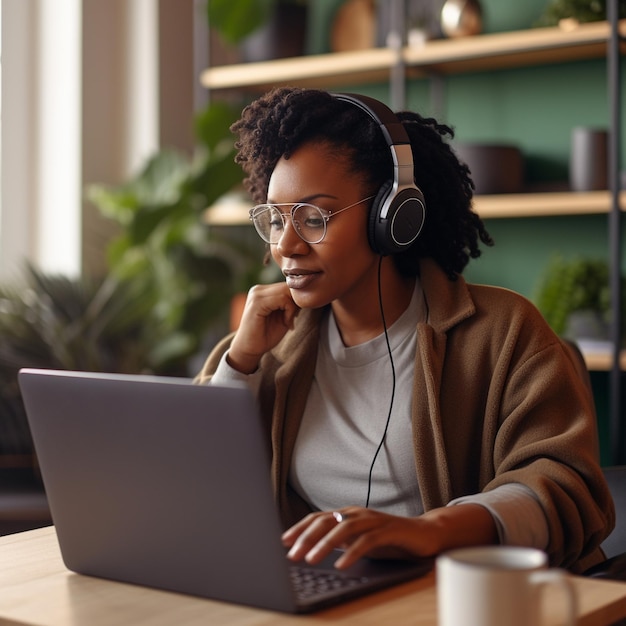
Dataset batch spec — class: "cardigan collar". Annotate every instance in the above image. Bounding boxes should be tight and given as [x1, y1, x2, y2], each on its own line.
[418, 258, 476, 334]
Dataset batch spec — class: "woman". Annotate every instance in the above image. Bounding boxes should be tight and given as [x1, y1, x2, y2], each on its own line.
[196, 87, 613, 574]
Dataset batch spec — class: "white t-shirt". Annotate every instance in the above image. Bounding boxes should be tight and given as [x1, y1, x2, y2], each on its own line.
[289, 282, 425, 515]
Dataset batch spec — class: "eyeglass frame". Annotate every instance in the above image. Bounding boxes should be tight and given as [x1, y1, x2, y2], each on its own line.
[248, 195, 375, 245]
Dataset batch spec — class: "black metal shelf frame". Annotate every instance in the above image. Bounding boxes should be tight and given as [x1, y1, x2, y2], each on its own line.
[608, 0, 624, 465]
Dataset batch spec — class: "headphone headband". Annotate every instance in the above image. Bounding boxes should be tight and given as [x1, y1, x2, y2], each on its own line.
[333, 93, 408, 141]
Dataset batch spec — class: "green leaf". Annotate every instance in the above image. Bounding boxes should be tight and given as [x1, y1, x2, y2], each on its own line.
[194, 102, 240, 151]
[191, 149, 243, 207]
[207, 0, 275, 44]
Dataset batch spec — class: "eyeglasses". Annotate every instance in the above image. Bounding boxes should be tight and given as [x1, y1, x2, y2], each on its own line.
[249, 195, 374, 245]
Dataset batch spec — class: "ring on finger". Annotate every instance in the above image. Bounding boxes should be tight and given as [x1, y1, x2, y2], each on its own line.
[332, 511, 348, 524]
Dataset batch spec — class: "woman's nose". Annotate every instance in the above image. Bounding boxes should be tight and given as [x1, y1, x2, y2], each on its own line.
[276, 217, 309, 256]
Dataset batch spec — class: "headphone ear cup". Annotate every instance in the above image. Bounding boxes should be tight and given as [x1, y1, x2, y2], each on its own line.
[387, 188, 426, 253]
[368, 181, 393, 255]
[369, 183, 426, 255]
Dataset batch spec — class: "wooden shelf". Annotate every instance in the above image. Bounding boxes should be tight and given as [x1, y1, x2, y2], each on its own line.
[474, 190, 626, 219]
[202, 47, 397, 91]
[201, 20, 625, 91]
[403, 19, 625, 76]
[583, 350, 626, 371]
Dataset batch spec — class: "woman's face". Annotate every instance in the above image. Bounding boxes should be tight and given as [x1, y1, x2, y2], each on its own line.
[267, 142, 381, 311]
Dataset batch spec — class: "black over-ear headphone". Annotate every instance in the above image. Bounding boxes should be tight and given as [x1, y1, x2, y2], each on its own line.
[332, 93, 426, 256]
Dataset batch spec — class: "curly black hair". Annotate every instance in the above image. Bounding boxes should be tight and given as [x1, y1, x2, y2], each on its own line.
[231, 87, 493, 280]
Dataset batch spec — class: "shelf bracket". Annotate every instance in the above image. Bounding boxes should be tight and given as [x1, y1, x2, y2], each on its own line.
[387, 0, 407, 110]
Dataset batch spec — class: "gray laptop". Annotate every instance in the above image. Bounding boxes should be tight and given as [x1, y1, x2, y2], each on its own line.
[18, 368, 431, 613]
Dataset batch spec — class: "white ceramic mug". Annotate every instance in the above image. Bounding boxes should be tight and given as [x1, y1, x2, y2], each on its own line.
[437, 546, 577, 626]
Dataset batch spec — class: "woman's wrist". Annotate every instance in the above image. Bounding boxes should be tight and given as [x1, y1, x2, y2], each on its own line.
[418, 504, 499, 555]
[225, 349, 260, 375]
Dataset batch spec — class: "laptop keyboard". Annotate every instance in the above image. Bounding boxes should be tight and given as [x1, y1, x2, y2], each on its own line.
[290, 565, 370, 599]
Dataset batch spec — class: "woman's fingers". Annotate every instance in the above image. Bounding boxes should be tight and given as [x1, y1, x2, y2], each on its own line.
[227, 282, 300, 373]
[282, 508, 417, 569]
[283, 511, 343, 561]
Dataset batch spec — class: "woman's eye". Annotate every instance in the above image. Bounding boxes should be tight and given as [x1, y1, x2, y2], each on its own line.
[296, 205, 325, 230]
[268, 211, 284, 229]
[304, 215, 324, 229]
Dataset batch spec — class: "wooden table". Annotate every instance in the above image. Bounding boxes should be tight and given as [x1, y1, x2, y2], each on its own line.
[1, 527, 625, 625]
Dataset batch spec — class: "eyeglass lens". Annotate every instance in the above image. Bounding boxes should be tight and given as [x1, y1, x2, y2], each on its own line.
[253, 204, 327, 244]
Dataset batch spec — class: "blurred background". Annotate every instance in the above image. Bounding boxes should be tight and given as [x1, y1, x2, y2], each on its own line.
[0, 0, 624, 531]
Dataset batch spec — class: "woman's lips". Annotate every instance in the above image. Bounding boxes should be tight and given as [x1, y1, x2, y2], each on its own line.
[283, 270, 320, 289]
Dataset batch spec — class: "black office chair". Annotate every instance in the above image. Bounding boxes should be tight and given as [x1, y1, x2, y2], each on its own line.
[585, 468, 626, 626]
[0, 466, 51, 536]
[560, 341, 626, 581]
[599, 466, 626, 561]
[584, 465, 626, 582]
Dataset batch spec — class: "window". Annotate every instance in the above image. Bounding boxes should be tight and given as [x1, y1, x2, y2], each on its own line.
[0, 0, 81, 280]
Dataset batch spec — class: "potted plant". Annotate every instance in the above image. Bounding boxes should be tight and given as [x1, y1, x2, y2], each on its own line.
[87, 101, 272, 371]
[535, 0, 626, 27]
[0, 265, 169, 457]
[533, 256, 622, 344]
[207, 0, 308, 61]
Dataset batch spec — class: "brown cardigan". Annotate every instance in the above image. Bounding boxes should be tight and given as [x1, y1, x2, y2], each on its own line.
[197, 259, 615, 573]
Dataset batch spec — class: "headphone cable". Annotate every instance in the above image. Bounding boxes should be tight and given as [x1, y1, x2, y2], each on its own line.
[365, 256, 397, 508]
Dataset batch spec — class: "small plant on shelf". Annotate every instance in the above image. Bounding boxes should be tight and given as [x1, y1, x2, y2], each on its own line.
[535, 0, 626, 27]
[207, 0, 308, 62]
[207, 0, 307, 44]
[533, 255, 623, 342]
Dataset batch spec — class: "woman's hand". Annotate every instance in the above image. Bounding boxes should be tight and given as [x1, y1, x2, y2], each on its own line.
[282, 504, 498, 570]
[226, 282, 300, 374]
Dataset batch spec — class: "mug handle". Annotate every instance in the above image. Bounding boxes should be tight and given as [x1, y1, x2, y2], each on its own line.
[530, 569, 578, 626]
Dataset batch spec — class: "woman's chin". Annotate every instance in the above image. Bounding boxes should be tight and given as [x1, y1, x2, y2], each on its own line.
[289, 290, 330, 311]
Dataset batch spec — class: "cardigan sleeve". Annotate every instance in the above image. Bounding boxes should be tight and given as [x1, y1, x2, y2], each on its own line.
[449, 483, 549, 549]
[413, 271, 615, 573]
[206, 351, 264, 398]
[479, 323, 614, 572]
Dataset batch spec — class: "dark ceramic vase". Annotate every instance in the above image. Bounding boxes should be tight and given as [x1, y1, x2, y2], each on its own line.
[454, 143, 523, 194]
[569, 127, 609, 192]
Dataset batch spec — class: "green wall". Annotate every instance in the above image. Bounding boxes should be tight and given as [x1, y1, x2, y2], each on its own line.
[464, 215, 612, 298]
